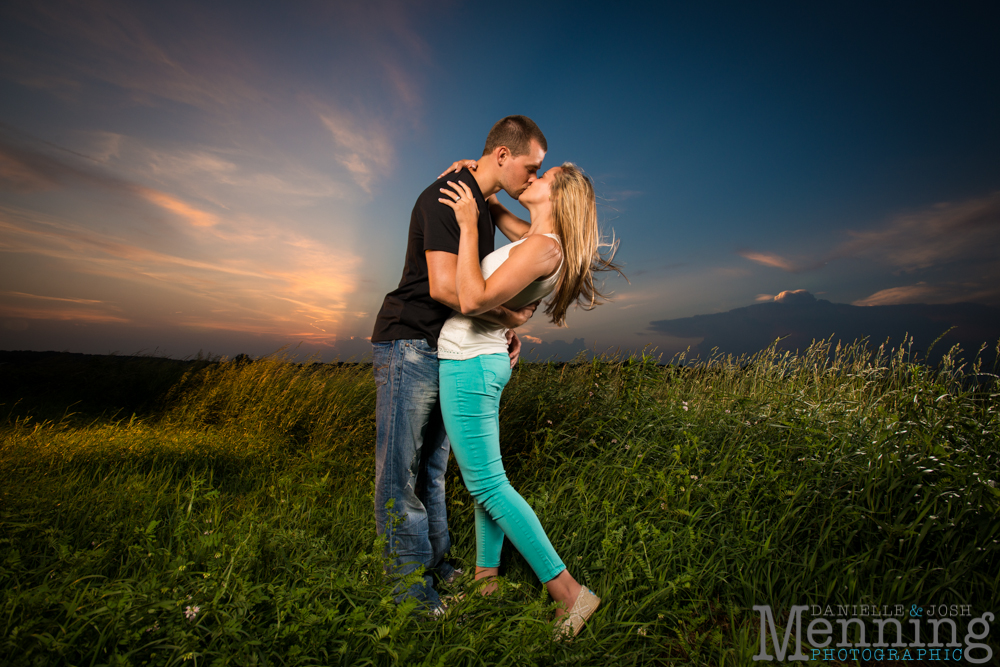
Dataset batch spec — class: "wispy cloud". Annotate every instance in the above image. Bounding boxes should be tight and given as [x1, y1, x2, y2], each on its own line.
[0, 162, 361, 341]
[600, 190, 643, 202]
[0, 290, 129, 323]
[853, 282, 1000, 307]
[852, 283, 938, 307]
[2, 1, 436, 202]
[318, 107, 394, 192]
[0, 135, 225, 229]
[734, 193, 1000, 306]
[136, 187, 219, 228]
[740, 192, 1000, 275]
[1, 0, 261, 111]
[838, 192, 1000, 271]
[134, 143, 349, 202]
[737, 250, 800, 272]
[3, 291, 107, 305]
[305, 0, 433, 112]
[0, 202, 359, 341]
[0, 148, 59, 192]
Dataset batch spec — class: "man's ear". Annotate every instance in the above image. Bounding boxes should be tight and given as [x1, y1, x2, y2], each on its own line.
[495, 146, 510, 166]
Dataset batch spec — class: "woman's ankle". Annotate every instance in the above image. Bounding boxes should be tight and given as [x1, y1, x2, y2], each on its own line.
[474, 567, 499, 595]
[546, 570, 582, 616]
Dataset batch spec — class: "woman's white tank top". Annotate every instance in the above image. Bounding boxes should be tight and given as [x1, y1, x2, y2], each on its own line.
[437, 234, 561, 360]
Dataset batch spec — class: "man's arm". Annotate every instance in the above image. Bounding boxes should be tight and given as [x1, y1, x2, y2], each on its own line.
[426, 250, 536, 328]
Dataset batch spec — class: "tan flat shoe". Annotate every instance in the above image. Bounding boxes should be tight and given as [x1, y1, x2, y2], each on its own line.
[555, 587, 601, 639]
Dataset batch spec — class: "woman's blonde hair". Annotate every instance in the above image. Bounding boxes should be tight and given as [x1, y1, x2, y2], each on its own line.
[544, 163, 623, 326]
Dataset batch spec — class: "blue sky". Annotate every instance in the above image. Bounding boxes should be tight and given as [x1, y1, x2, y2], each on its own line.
[1, 1, 998, 360]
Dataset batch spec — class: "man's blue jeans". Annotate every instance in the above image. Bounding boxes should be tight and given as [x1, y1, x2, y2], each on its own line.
[373, 339, 455, 607]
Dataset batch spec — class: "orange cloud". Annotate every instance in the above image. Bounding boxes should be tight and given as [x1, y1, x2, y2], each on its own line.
[853, 284, 938, 306]
[3, 291, 106, 305]
[0, 305, 131, 323]
[0, 203, 361, 343]
[0, 291, 129, 323]
[738, 250, 798, 272]
[135, 187, 219, 227]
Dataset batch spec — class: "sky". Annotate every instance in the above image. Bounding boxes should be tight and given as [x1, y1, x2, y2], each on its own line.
[1, 1, 999, 361]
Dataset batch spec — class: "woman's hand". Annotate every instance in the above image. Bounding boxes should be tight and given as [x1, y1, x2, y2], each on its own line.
[437, 159, 478, 179]
[439, 180, 479, 228]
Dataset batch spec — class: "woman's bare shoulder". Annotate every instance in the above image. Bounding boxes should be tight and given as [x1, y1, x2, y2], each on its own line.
[511, 234, 561, 263]
[506, 234, 561, 279]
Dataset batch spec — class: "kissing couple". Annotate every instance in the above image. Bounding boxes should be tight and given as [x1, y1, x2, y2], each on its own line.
[370, 115, 619, 638]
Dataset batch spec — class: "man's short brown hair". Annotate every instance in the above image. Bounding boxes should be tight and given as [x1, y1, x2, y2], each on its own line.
[482, 115, 547, 157]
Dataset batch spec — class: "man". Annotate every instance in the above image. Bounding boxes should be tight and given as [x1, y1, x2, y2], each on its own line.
[371, 115, 547, 609]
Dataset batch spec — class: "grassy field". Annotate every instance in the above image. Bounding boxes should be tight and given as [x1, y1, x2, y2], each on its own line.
[1, 339, 998, 666]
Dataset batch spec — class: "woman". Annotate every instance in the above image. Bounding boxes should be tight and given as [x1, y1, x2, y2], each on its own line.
[436, 162, 619, 637]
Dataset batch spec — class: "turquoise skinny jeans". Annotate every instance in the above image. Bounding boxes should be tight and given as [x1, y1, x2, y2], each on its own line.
[439, 353, 566, 583]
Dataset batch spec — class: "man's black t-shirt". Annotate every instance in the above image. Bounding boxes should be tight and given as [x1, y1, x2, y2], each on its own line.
[371, 169, 495, 347]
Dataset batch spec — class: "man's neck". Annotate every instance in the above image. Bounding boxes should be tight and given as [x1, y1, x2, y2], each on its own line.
[470, 156, 502, 198]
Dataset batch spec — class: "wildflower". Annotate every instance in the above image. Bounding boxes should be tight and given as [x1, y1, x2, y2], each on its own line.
[184, 605, 200, 621]
[588, 392, 593, 397]
[660, 502, 667, 510]
[690, 475, 698, 481]
[637, 627, 648, 636]
[725, 409, 731, 414]
[611, 439, 618, 444]
[214, 553, 221, 559]
[624, 444, 630, 450]
[547, 420, 552, 425]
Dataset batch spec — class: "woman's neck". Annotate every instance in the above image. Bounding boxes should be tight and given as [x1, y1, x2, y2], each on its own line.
[524, 203, 555, 237]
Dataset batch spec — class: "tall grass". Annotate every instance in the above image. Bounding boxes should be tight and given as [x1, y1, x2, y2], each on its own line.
[1, 340, 998, 666]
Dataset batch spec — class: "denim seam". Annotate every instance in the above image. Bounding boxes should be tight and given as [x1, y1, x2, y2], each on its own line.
[388, 342, 405, 537]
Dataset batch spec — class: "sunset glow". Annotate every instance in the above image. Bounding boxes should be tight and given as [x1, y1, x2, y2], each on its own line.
[1, 2, 998, 360]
